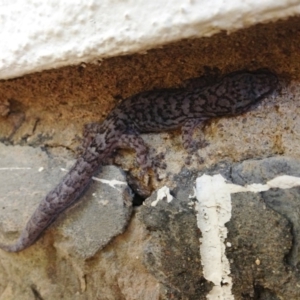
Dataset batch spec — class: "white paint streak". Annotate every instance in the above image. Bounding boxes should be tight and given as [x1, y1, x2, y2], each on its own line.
[1, 0, 300, 79]
[195, 174, 300, 299]
[0, 167, 31, 170]
[228, 175, 300, 194]
[151, 186, 173, 207]
[92, 177, 127, 191]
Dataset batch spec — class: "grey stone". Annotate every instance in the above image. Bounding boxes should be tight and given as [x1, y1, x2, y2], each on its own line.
[228, 156, 300, 298]
[0, 144, 133, 258]
[55, 165, 133, 258]
[231, 156, 300, 185]
[232, 156, 300, 266]
[226, 188, 293, 299]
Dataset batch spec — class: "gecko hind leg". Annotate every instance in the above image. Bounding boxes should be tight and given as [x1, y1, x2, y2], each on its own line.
[117, 133, 166, 176]
[182, 118, 209, 165]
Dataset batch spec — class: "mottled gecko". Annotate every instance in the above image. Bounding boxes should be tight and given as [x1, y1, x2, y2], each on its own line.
[0, 69, 278, 252]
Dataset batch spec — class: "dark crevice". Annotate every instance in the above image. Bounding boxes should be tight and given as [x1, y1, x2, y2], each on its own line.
[132, 192, 146, 206]
[253, 284, 279, 300]
[126, 172, 152, 200]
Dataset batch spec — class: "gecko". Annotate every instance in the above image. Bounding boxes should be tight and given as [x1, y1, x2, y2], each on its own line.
[0, 69, 278, 252]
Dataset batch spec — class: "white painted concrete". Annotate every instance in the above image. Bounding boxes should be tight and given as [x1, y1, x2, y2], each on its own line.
[196, 175, 234, 300]
[1, 0, 300, 79]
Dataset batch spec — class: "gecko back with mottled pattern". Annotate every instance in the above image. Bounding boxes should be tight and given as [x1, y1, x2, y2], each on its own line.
[0, 69, 278, 252]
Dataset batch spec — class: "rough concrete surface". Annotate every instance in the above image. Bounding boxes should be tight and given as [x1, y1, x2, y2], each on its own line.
[0, 16, 300, 300]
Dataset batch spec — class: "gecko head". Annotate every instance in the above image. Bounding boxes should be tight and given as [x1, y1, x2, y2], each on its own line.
[227, 69, 278, 114]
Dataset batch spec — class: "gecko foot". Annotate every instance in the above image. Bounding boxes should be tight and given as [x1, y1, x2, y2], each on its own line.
[151, 151, 167, 170]
[188, 139, 209, 153]
[185, 153, 204, 166]
[184, 139, 207, 165]
[137, 151, 166, 180]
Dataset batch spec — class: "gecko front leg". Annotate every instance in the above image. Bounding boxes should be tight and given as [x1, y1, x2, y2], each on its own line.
[181, 118, 209, 164]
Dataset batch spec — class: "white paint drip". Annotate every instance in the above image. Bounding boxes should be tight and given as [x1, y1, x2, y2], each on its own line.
[195, 174, 300, 300]
[151, 186, 173, 207]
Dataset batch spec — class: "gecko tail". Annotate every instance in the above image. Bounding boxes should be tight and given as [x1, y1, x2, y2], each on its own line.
[0, 243, 15, 252]
[0, 208, 64, 252]
[0, 237, 27, 252]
